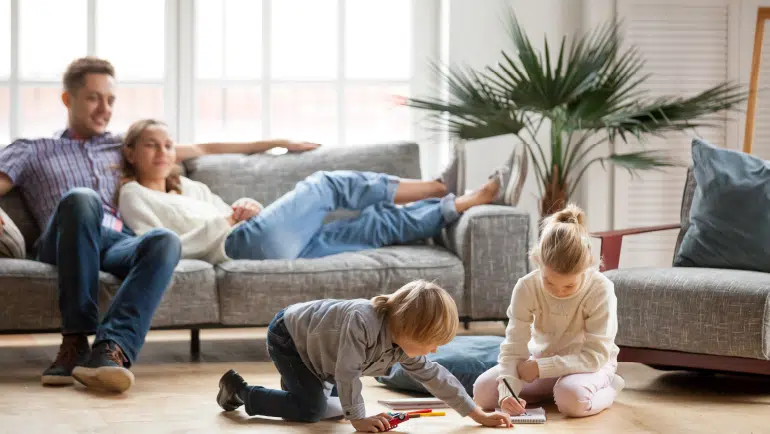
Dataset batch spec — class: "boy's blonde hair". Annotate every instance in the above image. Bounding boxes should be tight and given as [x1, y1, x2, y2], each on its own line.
[530, 203, 596, 274]
[371, 280, 458, 345]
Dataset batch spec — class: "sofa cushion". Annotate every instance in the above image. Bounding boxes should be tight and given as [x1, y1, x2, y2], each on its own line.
[674, 139, 770, 272]
[216, 245, 465, 326]
[673, 167, 696, 262]
[0, 189, 40, 254]
[0, 206, 25, 258]
[183, 142, 422, 208]
[99, 259, 220, 328]
[0, 258, 219, 331]
[375, 335, 504, 396]
[604, 267, 770, 360]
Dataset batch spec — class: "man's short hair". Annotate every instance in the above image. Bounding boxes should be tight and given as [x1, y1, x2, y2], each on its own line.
[62, 57, 115, 94]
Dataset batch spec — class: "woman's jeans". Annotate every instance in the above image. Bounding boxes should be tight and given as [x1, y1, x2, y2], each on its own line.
[224, 170, 459, 260]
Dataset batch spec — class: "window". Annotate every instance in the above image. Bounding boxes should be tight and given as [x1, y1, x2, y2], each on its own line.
[1, 0, 435, 149]
[95, 0, 167, 133]
[192, 0, 416, 146]
[0, 0, 9, 145]
[0, 0, 168, 140]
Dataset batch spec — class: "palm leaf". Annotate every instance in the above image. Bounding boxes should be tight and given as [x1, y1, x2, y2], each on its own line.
[405, 9, 749, 207]
[603, 150, 682, 172]
[567, 150, 682, 197]
[598, 82, 749, 143]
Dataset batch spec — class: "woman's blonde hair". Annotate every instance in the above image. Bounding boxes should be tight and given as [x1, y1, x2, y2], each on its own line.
[371, 280, 459, 345]
[114, 118, 182, 205]
[530, 203, 596, 274]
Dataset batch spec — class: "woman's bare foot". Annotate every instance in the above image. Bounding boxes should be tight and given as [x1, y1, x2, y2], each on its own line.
[454, 178, 500, 213]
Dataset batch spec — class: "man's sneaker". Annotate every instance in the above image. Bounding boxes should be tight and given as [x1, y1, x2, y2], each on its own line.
[217, 369, 248, 412]
[41, 334, 91, 386]
[72, 341, 135, 393]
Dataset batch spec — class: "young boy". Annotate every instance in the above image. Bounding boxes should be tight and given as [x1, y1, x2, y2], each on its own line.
[216, 280, 513, 432]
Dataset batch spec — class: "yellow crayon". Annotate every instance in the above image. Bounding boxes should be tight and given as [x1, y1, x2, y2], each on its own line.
[410, 411, 446, 417]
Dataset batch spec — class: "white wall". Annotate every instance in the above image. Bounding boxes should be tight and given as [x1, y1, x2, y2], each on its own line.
[439, 0, 603, 243]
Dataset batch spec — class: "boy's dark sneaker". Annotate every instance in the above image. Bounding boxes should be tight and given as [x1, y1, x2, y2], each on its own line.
[217, 369, 248, 411]
[72, 341, 135, 393]
[41, 334, 91, 386]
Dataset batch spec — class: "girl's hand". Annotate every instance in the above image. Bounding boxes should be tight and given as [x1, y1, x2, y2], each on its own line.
[500, 396, 528, 416]
[517, 360, 540, 383]
[350, 413, 392, 432]
[468, 407, 513, 428]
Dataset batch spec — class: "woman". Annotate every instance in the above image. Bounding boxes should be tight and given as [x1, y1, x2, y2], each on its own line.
[116, 119, 516, 264]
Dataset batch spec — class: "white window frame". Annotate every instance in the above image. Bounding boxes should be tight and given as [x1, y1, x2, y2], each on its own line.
[176, 0, 440, 150]
[2, 0, 441, 163]
[2, 0, 176, 140]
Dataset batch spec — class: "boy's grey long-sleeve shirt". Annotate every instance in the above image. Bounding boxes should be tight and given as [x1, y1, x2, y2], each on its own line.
[283, 298, 477, 420]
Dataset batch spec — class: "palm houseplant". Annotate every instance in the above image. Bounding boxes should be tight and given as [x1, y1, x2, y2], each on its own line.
[405, 13, 748, 217]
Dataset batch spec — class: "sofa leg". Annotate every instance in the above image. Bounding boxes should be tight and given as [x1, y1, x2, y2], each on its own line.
[463, 319, 471, 330]
[191, 329, 201, 361]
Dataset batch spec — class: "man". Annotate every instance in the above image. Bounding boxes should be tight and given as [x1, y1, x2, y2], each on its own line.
[0, 56, 319, 393]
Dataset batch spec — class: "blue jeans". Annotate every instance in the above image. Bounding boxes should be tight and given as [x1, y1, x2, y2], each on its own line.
[224, 170, 459, 260]
[244, 309, 332, 422]
[36, 188, 182, 366]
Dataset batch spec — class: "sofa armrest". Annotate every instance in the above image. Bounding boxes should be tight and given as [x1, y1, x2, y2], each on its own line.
[444, 205, 531, 320]
[590, 224, 680, 272]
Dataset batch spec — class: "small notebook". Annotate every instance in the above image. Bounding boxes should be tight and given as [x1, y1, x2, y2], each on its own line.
[507, 407, 546, 424]
[377, 397, 450, 410]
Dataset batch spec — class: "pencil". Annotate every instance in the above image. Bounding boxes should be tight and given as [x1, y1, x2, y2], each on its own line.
[502, 378, 528, 416]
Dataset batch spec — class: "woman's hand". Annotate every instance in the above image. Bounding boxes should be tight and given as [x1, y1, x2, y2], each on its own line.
[230, 198, 262, 223]
[517, 360, 540, 383]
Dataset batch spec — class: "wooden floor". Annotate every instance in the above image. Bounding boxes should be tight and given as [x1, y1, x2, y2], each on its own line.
[0, 323, 768, 434]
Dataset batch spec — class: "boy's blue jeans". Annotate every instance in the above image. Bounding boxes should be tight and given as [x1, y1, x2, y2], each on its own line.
[224, 170, 459, 260]
[243, 309, 334, 422]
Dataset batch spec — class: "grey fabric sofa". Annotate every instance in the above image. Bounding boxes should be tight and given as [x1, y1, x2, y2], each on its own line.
[592, 168, 770, 375]
[0, 142, 530, 356]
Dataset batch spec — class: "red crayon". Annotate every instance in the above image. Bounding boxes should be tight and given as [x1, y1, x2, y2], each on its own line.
[385, 411, 446, 431]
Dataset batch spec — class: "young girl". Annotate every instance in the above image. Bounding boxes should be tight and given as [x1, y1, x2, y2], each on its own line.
[115, 119, 518, 264]
[216, 280, 513, 432]
[472, 204, 624, 418]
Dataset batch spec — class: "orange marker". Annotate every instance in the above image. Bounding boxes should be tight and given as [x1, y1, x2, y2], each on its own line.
[406, 409, 433, 415]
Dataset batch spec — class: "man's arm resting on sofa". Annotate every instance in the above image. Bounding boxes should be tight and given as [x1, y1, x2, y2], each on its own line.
[174, 140, 321, 161]
[445, 205, 531, 320]
[590, 224, 680, 271]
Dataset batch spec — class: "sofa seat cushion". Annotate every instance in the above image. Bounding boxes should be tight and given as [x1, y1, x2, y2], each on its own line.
[216, 245, 465, 326]
[0, 258, 219, 331]
[99, 259, 220, 328]
[605, 267, 770, 360]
